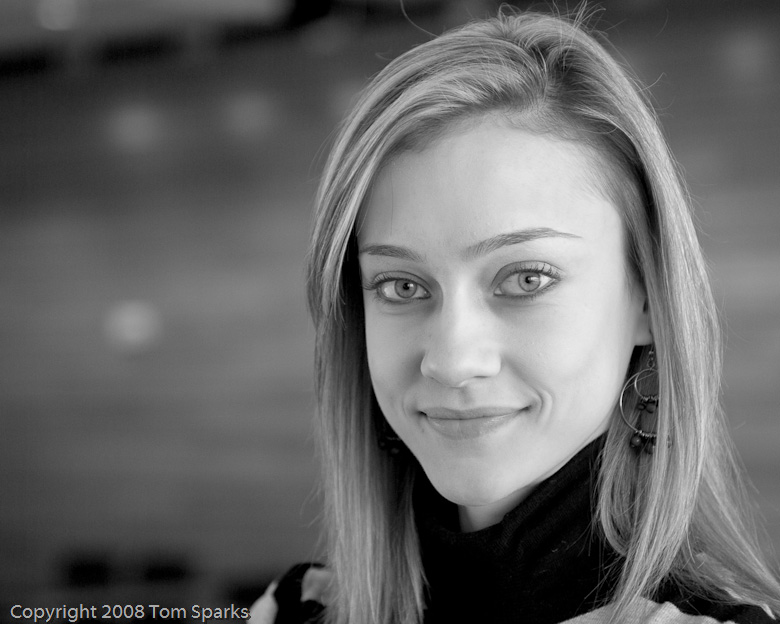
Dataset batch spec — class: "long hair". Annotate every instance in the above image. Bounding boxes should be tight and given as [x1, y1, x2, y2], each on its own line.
[306, 9, 780, 624]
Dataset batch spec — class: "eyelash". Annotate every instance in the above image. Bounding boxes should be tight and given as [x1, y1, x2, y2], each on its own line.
[363, 272, 431, 304]
[494, 262, 561, 301]
[362, 262, 561, 305]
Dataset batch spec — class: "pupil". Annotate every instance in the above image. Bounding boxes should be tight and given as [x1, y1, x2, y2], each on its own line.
[395, 280, 416, 298]
[519, 273, 540, 291]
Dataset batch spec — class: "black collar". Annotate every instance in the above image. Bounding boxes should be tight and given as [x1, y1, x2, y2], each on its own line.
[414, 436, 620, 624]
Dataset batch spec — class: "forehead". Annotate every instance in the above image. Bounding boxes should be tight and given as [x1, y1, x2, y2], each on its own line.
[358, 120, 622, 251]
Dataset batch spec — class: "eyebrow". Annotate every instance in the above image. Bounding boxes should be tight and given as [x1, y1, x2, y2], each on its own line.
[359, 227, 580, 262]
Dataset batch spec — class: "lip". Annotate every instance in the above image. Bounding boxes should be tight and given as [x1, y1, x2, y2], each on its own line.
[419, 407, 525, 440]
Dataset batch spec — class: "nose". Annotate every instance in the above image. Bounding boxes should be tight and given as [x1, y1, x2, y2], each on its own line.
[420, 295, 502, 388]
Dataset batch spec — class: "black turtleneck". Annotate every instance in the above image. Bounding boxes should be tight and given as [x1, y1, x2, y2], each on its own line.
[414, 437, 621, 624]
[265, 436, 776, 624]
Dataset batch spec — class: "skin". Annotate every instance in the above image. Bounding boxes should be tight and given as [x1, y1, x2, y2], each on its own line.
[358, 118, 652, 532]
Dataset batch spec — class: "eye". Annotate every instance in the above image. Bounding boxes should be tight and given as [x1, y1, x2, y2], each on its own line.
[494, 265, 558, 297]
[373, 277, 431, 302]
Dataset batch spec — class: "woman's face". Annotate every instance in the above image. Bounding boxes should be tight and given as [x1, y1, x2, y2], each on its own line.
[358, 119, 651, 531]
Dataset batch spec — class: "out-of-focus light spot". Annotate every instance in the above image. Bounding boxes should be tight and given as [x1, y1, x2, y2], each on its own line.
[107, 105, 164, 153]
[222, 92, 277, 142]
[721, 28, 774, 84]
[37, 0, 80, 31]
[171, 0, 291, 24]
[104, 301, 163, 356]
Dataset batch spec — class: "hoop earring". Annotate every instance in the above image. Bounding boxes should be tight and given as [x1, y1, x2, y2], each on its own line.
[619, 346, 659, 455]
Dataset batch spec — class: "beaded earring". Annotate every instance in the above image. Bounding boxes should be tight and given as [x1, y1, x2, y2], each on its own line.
[377, 422, 404, 456]
[619, 346, 659, 455]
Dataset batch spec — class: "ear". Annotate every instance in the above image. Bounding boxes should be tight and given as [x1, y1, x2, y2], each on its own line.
[634, 296, 653, 346]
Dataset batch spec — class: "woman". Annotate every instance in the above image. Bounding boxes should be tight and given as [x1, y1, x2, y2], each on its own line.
[251, 9, 780, 624]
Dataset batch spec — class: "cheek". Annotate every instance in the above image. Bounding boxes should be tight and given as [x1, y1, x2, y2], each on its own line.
[364, 307, 421, 412]
[512, 272, 635, 375]
[527, 285, 639, 411]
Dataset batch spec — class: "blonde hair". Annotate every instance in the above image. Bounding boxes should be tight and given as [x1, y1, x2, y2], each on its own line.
[306, 9, 780, 624]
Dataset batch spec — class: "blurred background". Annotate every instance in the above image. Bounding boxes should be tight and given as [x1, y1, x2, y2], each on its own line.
[1, 0, 779, 617]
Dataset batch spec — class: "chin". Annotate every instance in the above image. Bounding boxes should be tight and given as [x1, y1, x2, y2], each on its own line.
[425, 464, 528, 507]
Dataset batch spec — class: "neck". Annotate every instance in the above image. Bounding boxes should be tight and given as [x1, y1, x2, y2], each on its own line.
[457, 485, 535, 532]
[414, 436, 617, 624]
[455, 442, 599, 532]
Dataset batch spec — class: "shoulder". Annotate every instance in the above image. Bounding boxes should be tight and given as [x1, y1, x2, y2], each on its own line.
[561, 597, 776, 624]
[657, 579, 777, 624]
[248, 564, 330, 624]
[668, 596, 776, 624]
